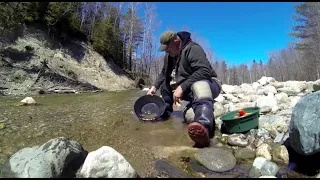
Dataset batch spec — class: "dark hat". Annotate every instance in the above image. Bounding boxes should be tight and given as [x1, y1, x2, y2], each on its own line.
[158, 31, 177, 51]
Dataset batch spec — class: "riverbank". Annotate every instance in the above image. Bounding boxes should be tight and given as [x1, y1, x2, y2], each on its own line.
[0, 25, 135, 96]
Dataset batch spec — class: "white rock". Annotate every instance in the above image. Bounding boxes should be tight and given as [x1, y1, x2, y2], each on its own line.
[20, 97, 36, 105]
[256, 143, 272, 160]
[257, 85, 277, 96]
[272, 145, 289, 165]
[250, 157, 279, 178]
[256, 96, 278, 113]
[270, 81, 284, 89]
[79, 146, 137, 178]
[240, 83, 256, 94]
[273, 132, 285, 144]
[283, 81, 307, 93]
[223, 94, 239, 103]
[290, 96, 301, 108]
[237, 93, 245, 99]
[252, 82, 262, 90]
[275, 92, 289, 104]
[214, 94, 225, 104]
[227, 134, 249, 147]
[259, 176, 277, 178]
[257, 76, 276, 86]
[214, 102, 225, 118]
[142, 87, 150, 91]
[232, 102, 256, 111]
[252, 157, 267, 169]
[242, 94, 259, 102]
[222, 84, 235, 94]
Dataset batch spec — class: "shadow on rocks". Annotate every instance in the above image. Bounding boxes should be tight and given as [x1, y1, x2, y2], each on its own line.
[284, 138, 320, 176]
[61, 149, 89, 178]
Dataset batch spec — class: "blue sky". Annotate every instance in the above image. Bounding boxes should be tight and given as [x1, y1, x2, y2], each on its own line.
[137, 2, 302, 66]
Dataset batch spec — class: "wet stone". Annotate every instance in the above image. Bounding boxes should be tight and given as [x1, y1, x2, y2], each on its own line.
[194, 147, 236, 172]
[188, 159, 251, 178]
[153, 160, 191, 178]
[234, 147, 256, 159]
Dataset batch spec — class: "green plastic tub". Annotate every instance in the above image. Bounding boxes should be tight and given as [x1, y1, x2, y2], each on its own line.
[220, 107, 260, 134]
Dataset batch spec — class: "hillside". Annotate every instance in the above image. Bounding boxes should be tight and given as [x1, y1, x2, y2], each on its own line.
[0, 25, 135, 96]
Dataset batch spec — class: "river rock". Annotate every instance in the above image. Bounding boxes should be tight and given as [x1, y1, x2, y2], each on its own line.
[223, 94, 239, 103]
[194, 148, 236, 172]
[259, 115, 288, 134]
[152, 146, 199, 159]
[289, 91, 320, 155]
[257, 85, 277, 96]
[252, 82, 262, 90]
[259, 175, 277, 178]
[222, 84, 235, 94]
[227, 134, 249, 147]
[78, 146, 137, 178]
[253, 139, 263, 149]
[214, 94, 225, 104]
[0, 137, 87, 178]
[234, 147, 256, 159]
[240, 83, 255, 94]
[153, 160, 191, 178]
[256, 95, 278, 113]
[257, 76, 276, 86]
[272, 145, 289, 165]
[256, 143, 272, 160]
[273, 132, 285, 144]
[251, 128, 271, 140]
[214, 102, 225, 118]
[20, 97, 36, 105]
[249, 157, 279, 178]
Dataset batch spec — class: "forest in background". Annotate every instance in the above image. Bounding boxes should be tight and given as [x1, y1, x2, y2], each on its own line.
[0, 2, 319, 85]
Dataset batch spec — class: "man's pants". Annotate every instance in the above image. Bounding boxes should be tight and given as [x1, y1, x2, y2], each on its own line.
[160, 79, 221, 138]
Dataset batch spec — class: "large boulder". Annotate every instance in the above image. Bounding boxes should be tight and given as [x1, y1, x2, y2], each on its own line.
[289, 91, 320, 155]
[78, 146, 137, 178]
[0, 137, 87, 178]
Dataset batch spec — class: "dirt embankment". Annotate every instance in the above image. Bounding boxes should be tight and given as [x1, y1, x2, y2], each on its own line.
[0, 25, 135, 96]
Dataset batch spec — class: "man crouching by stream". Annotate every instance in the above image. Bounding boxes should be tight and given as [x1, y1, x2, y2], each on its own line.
[147, 31, 222, 148]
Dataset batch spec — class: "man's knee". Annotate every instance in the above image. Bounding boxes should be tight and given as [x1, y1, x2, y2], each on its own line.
[191, 80, 214, 102]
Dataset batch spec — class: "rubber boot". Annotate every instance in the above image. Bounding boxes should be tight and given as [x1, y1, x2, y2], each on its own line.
[188, 102, 214, 148]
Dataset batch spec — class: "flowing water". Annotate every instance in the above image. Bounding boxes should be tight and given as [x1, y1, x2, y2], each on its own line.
[0, 90, 315, 178]
[0, 90, 196, 177]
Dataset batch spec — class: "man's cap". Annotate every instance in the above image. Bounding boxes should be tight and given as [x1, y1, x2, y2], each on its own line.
[158, 31, 177, 51]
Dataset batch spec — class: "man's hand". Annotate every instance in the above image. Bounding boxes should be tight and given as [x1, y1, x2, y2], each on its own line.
[173, 85, 183, 106]
[147, 86, 157, 96]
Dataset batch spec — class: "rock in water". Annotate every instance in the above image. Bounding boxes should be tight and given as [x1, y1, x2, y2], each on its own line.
[289, 91, 320, 155]
[78, 146, 137, 178]
[194, 148, 236, 172]
[153, 160, 191, 178]
[234, 147, 256, 159]
[0, 137, 87, 178]
[249, 157, 279, 178]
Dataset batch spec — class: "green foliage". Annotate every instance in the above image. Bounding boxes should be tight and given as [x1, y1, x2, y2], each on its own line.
[0, 2, 27, 35]
[92, 19, 113, 56]
[290, 2, 320, 49]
